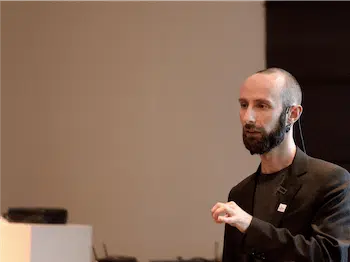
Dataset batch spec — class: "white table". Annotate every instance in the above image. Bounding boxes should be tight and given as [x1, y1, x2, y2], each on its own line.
[0, 217, 93, 262]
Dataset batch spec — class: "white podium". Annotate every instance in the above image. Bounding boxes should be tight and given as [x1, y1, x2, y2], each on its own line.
[0, 217, 93, 262]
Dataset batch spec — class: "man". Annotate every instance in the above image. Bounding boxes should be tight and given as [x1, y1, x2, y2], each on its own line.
[211, 68, 350, 261]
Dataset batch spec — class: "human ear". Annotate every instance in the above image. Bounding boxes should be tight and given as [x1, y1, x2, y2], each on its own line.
[288, 105, 303, 124]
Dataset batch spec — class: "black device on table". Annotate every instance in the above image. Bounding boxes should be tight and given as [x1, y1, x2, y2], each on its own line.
[150, 257, 215, 262]
[93, 243, 138, 262]
[2, 207, 68, 224]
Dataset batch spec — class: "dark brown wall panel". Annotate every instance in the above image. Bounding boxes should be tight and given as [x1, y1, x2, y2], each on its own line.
[266, 1, 350, 170]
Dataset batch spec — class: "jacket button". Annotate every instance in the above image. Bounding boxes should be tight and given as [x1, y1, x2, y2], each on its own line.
[258, 253, 266, 260]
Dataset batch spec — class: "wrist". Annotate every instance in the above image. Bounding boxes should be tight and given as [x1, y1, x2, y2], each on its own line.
[237, 214, 253, 233]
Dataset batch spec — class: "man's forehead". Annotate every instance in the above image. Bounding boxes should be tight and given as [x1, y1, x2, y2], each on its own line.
[239, 73, 284, 100]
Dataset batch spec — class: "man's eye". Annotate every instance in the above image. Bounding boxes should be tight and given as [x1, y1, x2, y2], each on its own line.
[257, 104, 268, 109]
[240, 103, 248, 109]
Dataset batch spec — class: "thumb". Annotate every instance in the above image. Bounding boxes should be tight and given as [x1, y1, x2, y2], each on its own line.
[218, 214, 231, 223]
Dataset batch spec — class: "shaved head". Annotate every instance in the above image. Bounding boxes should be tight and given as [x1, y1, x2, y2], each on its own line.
[256, 68, 302, 107]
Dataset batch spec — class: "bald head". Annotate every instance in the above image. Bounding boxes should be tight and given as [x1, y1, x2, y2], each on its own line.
[239, 68, 303, 155]
[256, 68, 302, 108]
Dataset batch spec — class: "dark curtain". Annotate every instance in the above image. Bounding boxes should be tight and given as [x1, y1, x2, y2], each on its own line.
[265, 1, 350, 171]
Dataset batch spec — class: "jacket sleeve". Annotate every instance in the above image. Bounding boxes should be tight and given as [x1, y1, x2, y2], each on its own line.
[242, 169, 350, 262]
[222, 223, 246, 262]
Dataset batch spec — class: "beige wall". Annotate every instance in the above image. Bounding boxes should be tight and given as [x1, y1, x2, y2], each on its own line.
[1, 2, 264, 262]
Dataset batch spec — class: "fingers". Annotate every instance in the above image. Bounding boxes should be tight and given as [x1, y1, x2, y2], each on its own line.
[211, 201, 236, 223]
[212, 206, 227, 222]
[211, 202, 224, 223]
[211, 201, 250, 232]
[211, 201, 236, 213]
[211, 202, 224, 213]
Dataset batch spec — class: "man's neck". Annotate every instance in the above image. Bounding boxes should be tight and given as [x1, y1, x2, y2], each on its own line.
[260, 135, 297, 174]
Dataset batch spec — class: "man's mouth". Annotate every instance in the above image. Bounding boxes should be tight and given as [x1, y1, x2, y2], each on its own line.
[245, 130, 260, 133]
[245, 130, 261, 136]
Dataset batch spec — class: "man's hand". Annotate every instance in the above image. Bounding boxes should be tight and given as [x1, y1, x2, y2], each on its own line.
[211, 201, 253, 233]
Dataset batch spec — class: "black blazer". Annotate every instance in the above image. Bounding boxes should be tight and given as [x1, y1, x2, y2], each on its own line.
[222, 148, 350, 262]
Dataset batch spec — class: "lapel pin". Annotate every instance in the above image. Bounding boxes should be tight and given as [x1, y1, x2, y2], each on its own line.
[277, 203, 287, 213]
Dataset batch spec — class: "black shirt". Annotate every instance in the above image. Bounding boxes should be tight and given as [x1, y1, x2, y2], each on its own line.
[253, 167, 289, 222]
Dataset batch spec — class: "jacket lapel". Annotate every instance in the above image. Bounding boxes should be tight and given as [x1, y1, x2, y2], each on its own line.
[271, 171, 302, 227]
[270, 148, 309, 227]
[238, 171, 259, 216]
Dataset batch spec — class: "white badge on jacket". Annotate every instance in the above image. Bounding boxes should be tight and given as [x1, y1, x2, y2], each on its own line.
[277, 203, 287, 213]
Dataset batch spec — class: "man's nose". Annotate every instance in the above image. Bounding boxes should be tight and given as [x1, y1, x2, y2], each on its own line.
[242, 107, 256, 124]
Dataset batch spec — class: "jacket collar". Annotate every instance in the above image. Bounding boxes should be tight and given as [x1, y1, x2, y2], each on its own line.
[254, 146, 308, 178]
[290, 146, 308, 177]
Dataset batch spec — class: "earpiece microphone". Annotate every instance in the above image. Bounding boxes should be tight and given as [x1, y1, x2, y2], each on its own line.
[286, 105, 307, 154]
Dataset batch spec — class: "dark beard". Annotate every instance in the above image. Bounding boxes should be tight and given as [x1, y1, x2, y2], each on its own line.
[242, 107, 290, 155]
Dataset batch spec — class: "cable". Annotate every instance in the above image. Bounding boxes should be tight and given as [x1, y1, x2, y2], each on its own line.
[298, 116, 307, 154]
